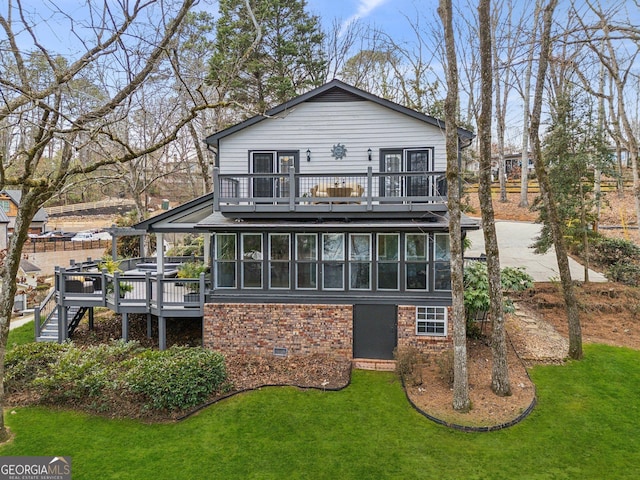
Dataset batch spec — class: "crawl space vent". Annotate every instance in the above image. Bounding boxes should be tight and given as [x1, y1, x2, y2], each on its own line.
[273, 347, 288, 357]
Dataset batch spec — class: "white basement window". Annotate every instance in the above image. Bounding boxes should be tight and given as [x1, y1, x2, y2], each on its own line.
[416, 306, 447, 336]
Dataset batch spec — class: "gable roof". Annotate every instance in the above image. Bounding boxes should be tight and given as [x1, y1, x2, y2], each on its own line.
[204, 79, 475, 149]
[19, 259, 41, 273]
[2, 190, 48, 222]
[132, 193, 214, 234]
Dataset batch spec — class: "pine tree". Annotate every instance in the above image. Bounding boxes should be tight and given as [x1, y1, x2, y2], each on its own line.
[208, 0, 326, 116]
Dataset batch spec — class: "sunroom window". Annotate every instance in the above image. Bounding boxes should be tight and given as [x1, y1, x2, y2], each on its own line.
[349, 234, 371, 290]
[406, 233, 428, 290]
[377, 233, 399, 290]
[241, 233, 263, 288]
[215, 234, 236, 288]
[434, 233, 451, 291]
[322, 233, 345, 290]
[296, 233, 317, 289]
[269, 234, 290, 289]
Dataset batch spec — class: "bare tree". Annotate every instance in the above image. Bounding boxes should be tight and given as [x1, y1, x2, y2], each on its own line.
[529, 0, 583, 360]
[478, 0, 511, 396]
[170, 10, 219, 194]
[516, 2, 542, 208]
[438, 0, 470, 412]
[323, 18, 368, 82]
[0, 0, 202, 441]
[572, 3, 640, 230]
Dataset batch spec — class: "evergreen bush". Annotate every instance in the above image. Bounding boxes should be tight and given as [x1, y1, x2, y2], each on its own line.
[125, 346, 227, 411]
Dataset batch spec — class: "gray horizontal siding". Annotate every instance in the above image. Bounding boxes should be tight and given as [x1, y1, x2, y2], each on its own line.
[219, 100, 447, 175]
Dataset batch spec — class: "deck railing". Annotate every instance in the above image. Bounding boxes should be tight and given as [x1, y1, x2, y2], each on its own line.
[34, 287, 56, 339]
[54, 267, 207, 314]
[213, 166, 447, 210]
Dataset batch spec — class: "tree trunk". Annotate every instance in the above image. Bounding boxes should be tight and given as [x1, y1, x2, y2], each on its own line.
[188, 121, 212, 194]
[580, 181, 590, 283]
[529, 0, 583, 360]
[0, 189, 48, 441]
[478, 0, 511, 396]
[439, 0, 470, 412]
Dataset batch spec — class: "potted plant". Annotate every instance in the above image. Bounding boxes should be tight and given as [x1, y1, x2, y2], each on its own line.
[177, 262, 208, 304]
[117, 282, 134, 298]
[98, 257, 133, 298]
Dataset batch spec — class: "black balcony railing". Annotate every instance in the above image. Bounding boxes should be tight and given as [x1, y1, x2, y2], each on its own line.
[213, 166, 447, 213]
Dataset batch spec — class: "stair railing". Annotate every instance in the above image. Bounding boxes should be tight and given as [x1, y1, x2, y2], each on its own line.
[34, 287, 56, 339]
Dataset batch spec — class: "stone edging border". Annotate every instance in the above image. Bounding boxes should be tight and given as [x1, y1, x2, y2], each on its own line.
[178, 335, 538, 431]
[402, 331, 538, 432]
[175, 369, 354, 421]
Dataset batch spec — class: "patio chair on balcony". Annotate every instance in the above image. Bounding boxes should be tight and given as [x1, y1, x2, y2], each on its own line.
[65, 278, 94, 293]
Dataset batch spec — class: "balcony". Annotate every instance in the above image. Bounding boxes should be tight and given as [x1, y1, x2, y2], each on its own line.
[213, 167, 448, 219]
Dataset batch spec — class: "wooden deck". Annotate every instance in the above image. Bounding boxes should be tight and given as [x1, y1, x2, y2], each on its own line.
[35, 261, 206, 349]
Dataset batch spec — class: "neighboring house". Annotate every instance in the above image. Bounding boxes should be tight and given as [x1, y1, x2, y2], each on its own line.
[0, 190, 48, 235]
[18, 259, 41, 289]
[0, 209, 9, 249]
[194, 79, 475, 361]
[498, 152, 534, 179]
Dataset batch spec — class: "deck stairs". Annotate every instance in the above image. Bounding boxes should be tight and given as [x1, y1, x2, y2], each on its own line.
[36, 305, 88, 342]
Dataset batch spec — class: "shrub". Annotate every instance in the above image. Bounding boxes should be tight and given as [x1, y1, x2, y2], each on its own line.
[435, 350, 455, 387]
[6, 341, 227, 413]
[591, 236, 640, 268]
[33, 344, 125, 402]
[394, 347, 423, 387]
[125, 346, 227, 411]
[4, 342, 70, 392]
[606, 262, 640, 286]
[463, 262, 533, 337]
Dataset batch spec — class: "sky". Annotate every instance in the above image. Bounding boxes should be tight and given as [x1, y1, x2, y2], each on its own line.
[306, 0, 427, 40]
[0, 0, 429, 58]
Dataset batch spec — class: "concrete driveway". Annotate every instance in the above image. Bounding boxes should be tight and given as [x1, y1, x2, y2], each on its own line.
[465, 220, 607, 282]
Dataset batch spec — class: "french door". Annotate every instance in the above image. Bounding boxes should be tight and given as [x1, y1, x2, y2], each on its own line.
[380, 149, 433, 199]
[251, 151, 298, 201]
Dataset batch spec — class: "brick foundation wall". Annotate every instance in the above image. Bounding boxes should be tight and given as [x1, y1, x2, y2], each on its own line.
[204, 303, 353, 360]
[204, 302, 454, 361]
[397, 305, 453, 355]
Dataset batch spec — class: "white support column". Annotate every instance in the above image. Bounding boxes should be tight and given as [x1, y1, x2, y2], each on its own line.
[204, 233, 211, 264]
[157, 232, 165, 274]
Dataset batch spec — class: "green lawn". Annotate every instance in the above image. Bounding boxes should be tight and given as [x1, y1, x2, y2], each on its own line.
[2, 339, 639, 479]
[7, 320, 35, 350]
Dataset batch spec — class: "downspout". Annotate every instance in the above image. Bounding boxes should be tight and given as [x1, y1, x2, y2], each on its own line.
[458, 134, 475, 197]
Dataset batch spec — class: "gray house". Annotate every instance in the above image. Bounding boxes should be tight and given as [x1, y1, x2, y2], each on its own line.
[42, 80, 477, 364]
[192, 79, 476, 362]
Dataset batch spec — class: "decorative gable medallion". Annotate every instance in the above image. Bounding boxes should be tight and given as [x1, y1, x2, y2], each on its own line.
[331, 143, 347, 160]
